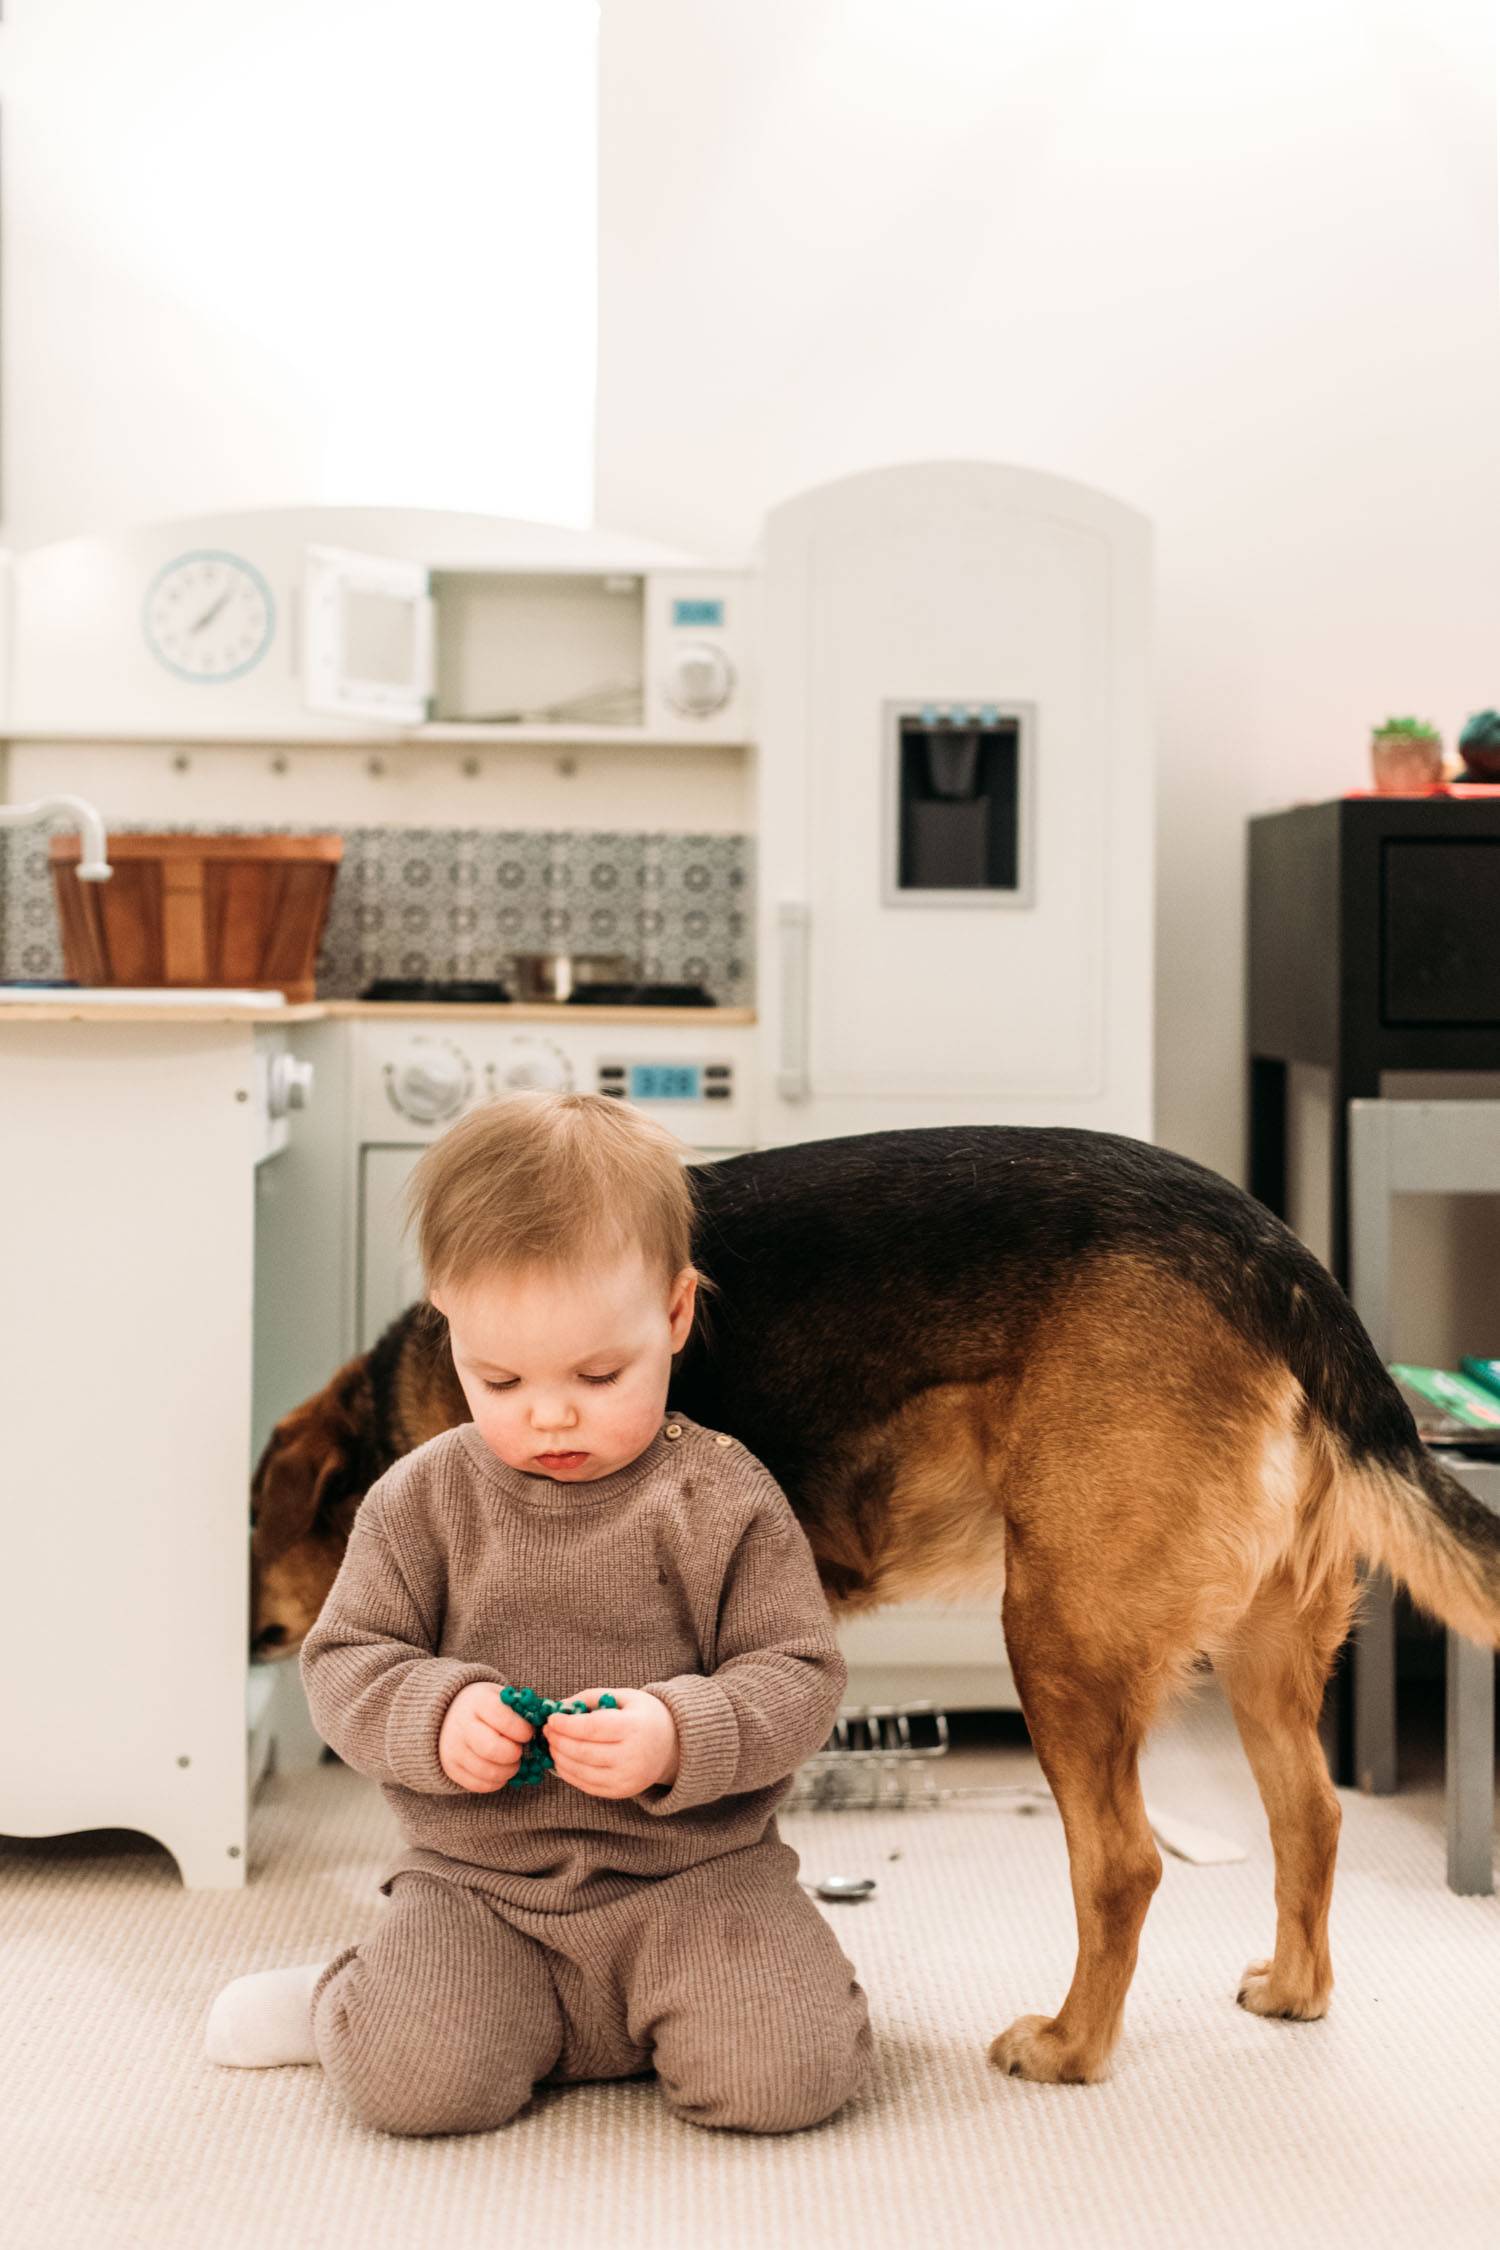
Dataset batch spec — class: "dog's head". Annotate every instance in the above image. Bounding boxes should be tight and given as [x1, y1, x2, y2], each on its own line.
[249, 1358, 378, 1659]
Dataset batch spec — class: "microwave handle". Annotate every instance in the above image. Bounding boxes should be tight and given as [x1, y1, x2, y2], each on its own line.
[776, 902, 811, 1102]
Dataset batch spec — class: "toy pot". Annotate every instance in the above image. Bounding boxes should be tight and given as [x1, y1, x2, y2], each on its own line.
[1370, 733, 1443, 793]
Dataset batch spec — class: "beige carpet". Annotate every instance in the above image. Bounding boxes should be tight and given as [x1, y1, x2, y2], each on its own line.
[5, 1677, 1498, 2250]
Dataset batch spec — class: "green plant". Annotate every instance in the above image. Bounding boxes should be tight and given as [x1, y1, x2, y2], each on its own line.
[1372, 715, 1441, 742]
[1459, 710, 1500, 749]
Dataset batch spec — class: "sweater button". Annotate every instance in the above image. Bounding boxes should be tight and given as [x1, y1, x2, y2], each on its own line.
[664, 1422, 683, 1440]
[713, 1433, 733, 1447]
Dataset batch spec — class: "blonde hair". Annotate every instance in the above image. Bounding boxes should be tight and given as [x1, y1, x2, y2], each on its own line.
[403, 1092, 715, 1319]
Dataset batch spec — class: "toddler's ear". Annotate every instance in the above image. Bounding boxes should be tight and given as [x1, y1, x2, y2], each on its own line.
[668, 1266, 699, 1344]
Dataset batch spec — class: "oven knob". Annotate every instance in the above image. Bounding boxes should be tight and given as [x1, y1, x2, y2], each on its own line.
[664, 642, 733, 718]
[385, 1038, 473, 1124]
[267, 1054, 315, 1118]
[491, 1036, 574, 1094]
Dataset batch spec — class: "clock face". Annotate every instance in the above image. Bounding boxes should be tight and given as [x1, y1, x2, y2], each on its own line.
[144, 551, 276, 681]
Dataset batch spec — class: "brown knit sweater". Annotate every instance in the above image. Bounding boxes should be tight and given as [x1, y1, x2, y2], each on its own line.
[298, 1412, 847, 1913]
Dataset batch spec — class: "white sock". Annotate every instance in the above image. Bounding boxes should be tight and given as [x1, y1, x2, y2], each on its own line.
[205, 1961, 325, 2068]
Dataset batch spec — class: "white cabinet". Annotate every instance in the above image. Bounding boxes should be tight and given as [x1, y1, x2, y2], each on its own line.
[0, 1012, 336, 1888]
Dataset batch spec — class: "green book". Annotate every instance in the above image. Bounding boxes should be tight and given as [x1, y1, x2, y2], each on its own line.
[1389, 1365, 1500, 1428]
[1459, 1357, 1500, 1402]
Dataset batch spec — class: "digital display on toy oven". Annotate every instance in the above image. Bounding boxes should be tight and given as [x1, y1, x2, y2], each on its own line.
[629, 1063, 701, 1101]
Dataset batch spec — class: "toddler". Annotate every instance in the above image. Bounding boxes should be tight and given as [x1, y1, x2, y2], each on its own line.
[206, 1090, 872, 2137]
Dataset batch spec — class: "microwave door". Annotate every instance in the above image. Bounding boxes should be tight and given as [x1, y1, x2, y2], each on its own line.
[303, 546, 433, 725]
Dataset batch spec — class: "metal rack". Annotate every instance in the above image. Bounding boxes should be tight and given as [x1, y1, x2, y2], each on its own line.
[785, 1702, 953, 1811]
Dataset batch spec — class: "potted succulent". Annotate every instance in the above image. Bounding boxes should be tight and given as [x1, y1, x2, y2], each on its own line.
[1370, 715, 1443, 793]
[1458, 709, 1500, 781]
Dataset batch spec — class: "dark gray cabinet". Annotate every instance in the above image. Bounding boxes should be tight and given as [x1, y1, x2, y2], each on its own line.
[1247, 795, 1500, 1287]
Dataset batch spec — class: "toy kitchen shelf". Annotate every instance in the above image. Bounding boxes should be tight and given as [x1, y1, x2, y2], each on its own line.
[0, 511, 753, 748]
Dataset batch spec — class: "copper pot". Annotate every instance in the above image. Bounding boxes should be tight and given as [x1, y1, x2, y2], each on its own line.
[505, 951, 639, 1002]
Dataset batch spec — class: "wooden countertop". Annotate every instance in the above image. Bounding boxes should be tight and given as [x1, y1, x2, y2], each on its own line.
[0, 997, 756, 1027]
[0, 1000, 326, 1025]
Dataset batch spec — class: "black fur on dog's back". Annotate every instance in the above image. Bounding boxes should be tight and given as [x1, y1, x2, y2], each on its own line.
[674, 1126, 1399, 1461]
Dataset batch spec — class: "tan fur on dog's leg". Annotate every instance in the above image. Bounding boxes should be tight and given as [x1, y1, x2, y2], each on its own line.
[988, 1566, 1164, 2085]
[1217, 1566, 1353, 2021]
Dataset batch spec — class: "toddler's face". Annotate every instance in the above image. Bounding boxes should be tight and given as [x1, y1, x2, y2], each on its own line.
[432, 1246, 698, 1483]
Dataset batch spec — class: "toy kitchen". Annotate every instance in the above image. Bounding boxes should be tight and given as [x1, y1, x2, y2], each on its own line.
[0, 462, 1154, 1885]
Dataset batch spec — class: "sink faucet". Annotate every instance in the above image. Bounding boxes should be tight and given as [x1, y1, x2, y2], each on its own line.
[0, 794, 112, 880]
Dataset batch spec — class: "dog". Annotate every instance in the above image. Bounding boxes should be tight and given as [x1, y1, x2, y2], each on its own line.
[250, 1123, 1500, 2085]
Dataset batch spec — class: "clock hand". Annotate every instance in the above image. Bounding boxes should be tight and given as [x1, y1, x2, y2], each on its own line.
[190, 586, 233, 634]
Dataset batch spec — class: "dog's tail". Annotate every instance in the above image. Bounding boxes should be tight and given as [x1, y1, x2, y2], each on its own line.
[1326, 1446, 1500, 1647]
[1273, 1259, 1500, 1646]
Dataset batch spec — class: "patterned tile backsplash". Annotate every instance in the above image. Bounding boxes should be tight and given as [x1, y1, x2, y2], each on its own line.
[0, 825, 755, 1005]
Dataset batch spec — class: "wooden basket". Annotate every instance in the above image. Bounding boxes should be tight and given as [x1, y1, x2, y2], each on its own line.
[48, 833, 343, 1003]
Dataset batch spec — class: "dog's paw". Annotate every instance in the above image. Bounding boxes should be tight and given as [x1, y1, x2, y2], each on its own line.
[987, 2013, 1106, 2085]
[1235, 1959, 1330, 2021]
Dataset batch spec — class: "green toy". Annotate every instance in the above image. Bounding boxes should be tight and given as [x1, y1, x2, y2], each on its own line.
[1459, 709, 1500, 781]
[499, 1684, 620, 1787]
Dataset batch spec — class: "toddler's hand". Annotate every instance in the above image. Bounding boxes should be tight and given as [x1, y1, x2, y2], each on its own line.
[438, 1682, 534, 1792]
[543, 1688, 680, 1800]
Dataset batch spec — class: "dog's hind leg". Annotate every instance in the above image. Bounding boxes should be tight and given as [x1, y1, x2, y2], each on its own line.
[1216, 1566, 1353, 2022]
[988, 1565, 1165, 2086]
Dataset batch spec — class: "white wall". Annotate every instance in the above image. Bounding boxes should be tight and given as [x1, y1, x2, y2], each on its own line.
[0, 0, 598, 549]
[596, 0, 1500, 1186]
[0, 1, 754, 834]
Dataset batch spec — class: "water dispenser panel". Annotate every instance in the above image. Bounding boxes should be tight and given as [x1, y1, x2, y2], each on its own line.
[886, 703, 1031, 903]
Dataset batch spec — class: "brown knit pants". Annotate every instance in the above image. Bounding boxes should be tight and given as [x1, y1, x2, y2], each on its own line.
[311, 1837, 873, 2139]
